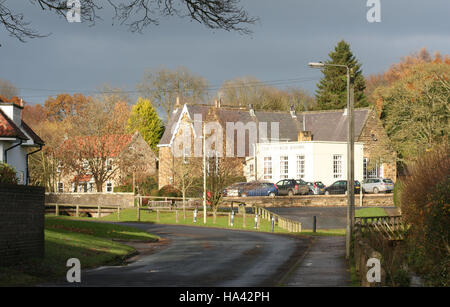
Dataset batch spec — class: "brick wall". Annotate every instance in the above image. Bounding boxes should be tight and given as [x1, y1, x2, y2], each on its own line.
[45, 192, 134, 208]
[223, 194, 394, 207]
[0, 184, 45, 266]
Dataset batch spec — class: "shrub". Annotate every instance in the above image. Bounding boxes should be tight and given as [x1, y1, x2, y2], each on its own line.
[158, 185, 182, 197]
[400, 142, 450, 286]
[0, 163, 18, 184]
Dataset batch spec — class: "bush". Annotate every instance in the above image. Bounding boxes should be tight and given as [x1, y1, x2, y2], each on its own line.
[0, 163, 17, 184]
[158, 185, 182, 197]
[400, 142, 450, 286]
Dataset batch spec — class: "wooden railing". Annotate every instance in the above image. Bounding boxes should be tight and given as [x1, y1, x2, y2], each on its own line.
[257, 207, 302, 233]
[354, 215, 406, 240]
[45, 203, 121, 220]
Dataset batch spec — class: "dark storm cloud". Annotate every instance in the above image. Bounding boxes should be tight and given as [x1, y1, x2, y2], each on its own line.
[0, 0, 449, 104]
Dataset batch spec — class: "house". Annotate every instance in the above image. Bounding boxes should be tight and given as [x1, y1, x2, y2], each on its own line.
[252, 141, 364, 186]
[57, 131, 157, 193]
[0, 98, 45, 184]
[157, 103, 396, 189]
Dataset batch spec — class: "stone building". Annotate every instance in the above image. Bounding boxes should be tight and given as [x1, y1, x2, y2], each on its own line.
[57, 131, 157, 193]
[157, 103, 396, 189]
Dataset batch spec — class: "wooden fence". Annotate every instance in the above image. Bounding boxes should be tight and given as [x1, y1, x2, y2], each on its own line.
[354, 215, 406, 240]
[45, 203, 121, 220]
[257, 207, 302, 233]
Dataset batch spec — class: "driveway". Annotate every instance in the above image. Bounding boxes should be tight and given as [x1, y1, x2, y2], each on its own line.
[268, 206, 397, 229]
[52, 223, 310, 287]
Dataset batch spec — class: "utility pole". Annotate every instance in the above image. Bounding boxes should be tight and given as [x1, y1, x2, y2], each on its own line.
[346, 70, 355, 259]
[203, 124, 207, 224]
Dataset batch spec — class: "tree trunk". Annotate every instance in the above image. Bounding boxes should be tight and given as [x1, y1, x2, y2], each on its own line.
[96, 181, 103, 192]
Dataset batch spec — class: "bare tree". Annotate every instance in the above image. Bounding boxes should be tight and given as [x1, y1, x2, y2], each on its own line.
[0, 0, 257, 43]
[0, 78, 19, 99]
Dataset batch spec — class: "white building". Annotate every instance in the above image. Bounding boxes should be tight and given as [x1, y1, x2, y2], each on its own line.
[246, 141, 364, 186]
[0, 99, 44, 184]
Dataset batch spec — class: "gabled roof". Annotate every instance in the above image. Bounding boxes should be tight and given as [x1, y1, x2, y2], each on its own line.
[159, 104, 371, 147]
[22, 121, 45, 145]
[0, 109, 28, 140]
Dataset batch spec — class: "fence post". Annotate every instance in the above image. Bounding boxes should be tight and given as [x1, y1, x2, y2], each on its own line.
[176, 210, 179, 223]
[117, 206, 120, 221]
[213, 211, 216, 224]
[271, 215, 274, 233]
[97, 205, 101, 218]
[55, 204, 59, 216]
[230, 211, 234, 227]
[137, 197, 141, 222]
[313, 216, 317, 233]
[76, 205, 79, 217]
[243, 210, 246, 228]
[228, 212, 231, 226]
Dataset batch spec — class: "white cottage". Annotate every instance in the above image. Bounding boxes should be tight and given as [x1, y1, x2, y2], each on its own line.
[247, 141, 364, 186]
[0, 98, 44, 184]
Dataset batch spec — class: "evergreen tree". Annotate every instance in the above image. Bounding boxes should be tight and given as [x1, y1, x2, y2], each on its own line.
[127, 97, 164, 151]
[315, 40, 368, 110]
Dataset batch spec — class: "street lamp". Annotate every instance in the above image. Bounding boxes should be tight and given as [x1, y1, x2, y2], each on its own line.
[308, 61, 354, 259]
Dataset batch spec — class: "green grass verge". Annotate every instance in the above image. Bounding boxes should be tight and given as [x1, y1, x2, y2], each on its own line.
[0, 216, 159, 287]
[99, 208, 290, 233]
[355, 207, 387, 217]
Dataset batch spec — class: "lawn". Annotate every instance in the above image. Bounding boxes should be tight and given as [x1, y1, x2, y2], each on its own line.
[98, 208, 346, 236]
[0, 216, 159, 286]
[355, 207, 387, 217]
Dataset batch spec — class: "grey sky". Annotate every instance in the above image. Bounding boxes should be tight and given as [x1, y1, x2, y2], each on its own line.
[1, 0, 449, 105]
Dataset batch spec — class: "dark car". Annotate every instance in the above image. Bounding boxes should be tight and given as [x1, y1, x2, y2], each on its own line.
[324, 180, 361, 195]
[275, 179, 310, 196]
[306, 181, 326, 195]
[239, 181, 279, 197]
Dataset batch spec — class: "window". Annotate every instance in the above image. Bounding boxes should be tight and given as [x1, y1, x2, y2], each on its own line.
[296, 155, 305, 179]
[106, 159, 113, 171]
[57, 182, 64, 193]
[57, 161, 63, 173]
[106, 182, 113, 193]
[333, 155, 343, 178]
[364, 158, 379, 179]
[280, 156, 289, 179]
[263, 157, 272, 180]
[249, 164, 254, 177]
[82, 160, 89, 170]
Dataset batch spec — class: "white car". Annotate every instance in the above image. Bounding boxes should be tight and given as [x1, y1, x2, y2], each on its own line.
[361, 178, 394, 194]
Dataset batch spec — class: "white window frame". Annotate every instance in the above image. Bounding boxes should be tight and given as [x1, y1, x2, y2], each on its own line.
[296, 155, 305, 179]
[263, 157, 272, 180]
[280, 156, 289, 179]
[106, 182, 113, 193]
[333, 154, 343, 179]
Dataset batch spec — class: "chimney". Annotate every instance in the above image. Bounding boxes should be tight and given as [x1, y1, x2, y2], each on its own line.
[290, 105, 297, 118]
[0, 99, 24, 127]
[175, 96, 181, 108]
[297, 130, 312, 142]
[214, 99, 221, 108]
[249, 104, 255, 117]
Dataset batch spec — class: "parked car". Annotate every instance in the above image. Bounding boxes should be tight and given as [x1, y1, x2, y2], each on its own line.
[223, 182, 247, 197]
[361, 178, 394, 194]
[275, 179, 310, 196]
[239, 181, 279, 197]
[324, 180, 361, 195]
[306, 181, 326, 195]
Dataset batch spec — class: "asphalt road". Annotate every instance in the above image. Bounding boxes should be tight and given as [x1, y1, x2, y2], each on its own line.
[54, 223, 310, 287]
[268, 206, 397, 229]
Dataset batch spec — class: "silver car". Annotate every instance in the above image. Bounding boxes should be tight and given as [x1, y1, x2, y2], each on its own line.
[361, 178, 394, 194]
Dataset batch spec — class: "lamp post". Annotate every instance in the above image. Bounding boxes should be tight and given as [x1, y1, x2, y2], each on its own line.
[308, 62, 354, 259]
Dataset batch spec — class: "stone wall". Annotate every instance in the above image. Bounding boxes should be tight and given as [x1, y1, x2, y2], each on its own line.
[358, 108, 397, 181]
[223, 194, 394, 207]
[45, 192, 134, 208]
[0, 184, 45, 266]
